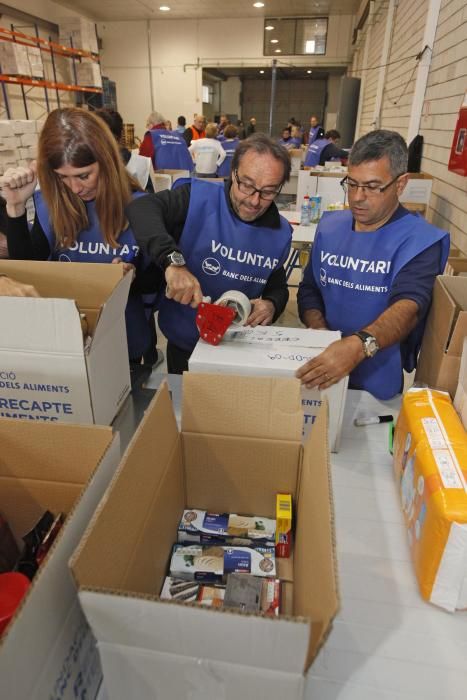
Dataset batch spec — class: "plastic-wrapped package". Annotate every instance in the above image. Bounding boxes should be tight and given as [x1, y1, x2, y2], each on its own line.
[393, 388, 467, 611]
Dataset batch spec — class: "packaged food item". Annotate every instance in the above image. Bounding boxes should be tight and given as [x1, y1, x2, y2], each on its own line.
[224, 574, 281, 616]
[169, 543, 276, 583]
[178, 509, 275, 547]
[160, 576, 225, 606]
[275, 493, 292, 558]
[393, 388, 467, 611]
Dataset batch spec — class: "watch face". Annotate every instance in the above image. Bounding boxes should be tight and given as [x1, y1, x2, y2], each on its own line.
[365, 337, 379, 357]
[169, 252, 186, 266]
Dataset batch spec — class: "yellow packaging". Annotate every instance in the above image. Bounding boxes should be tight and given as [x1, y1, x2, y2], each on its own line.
[275, 493, 292, 558]
[393, 388, 467, 611]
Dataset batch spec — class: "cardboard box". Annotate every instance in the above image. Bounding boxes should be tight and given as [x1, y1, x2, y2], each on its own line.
[0, 260, 131, 425]
[189, 326, 348, 452]
[454, 337, 467, 430]
[416, 275, 467, 398]
[59, 18, 99, 54]
[0, 41, 31, 76]
[0, 417, 120, 700]
[76, 61, 102, 89]
[444, 256, 467, 276]
[70, 374, 339, 700]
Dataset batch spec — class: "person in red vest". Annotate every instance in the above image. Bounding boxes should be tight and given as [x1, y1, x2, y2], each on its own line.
[183, 115, 206, 147]
[139, 111, 166, 162]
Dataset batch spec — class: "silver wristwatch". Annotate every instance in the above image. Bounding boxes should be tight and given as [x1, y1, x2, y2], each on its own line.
[164, 251, 186, 269]
[352, 330, 379, 358]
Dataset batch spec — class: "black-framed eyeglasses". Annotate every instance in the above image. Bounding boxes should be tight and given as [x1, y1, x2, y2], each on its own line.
[340, 173, 405, 195]
[234, 170, 283, 200]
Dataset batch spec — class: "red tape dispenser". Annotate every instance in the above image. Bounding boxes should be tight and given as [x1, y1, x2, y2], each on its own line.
[195, 291, 252, 346]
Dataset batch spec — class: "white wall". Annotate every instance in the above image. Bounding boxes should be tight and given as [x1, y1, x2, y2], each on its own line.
[98, 14, 355, 141]
[351, 0, 467, 252]
[221, 78, 241, 121]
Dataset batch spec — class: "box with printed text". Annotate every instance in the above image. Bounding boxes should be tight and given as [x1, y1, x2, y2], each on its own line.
[189, 325, 348, 451]
[0, 260, 131, 425]
[0, 417, 120, 700]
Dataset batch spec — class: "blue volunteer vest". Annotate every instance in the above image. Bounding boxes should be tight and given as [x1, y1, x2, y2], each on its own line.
[158, 179, 292, 352]
[311, 210, 449, 400]
[149, 129, 193, 171]
[290, 137, 302, 148]
[304, 138, 329, 167]
[34, 190, 152, 360]
[217, 138, 240, 177]
[308, 125, 322, 145]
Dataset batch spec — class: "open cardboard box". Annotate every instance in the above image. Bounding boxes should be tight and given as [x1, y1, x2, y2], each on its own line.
[189, 326, 348, 452]
[0, 260, 131, 425]
[416, 275, 467, 398]
[0, 416, 120, 700]
[70, 374, 339, 700]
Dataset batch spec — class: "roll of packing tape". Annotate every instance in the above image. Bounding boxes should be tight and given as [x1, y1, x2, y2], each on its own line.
[214, 290, 252, 326]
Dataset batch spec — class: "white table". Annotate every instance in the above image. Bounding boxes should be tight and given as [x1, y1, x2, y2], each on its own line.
[306, 389, 467, 700]
[281, 210, 317, 281]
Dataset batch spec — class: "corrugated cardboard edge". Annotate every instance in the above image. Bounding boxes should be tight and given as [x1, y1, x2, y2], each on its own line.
[0, 423, 116, 644]
[69, 382, 174, 585]
[300, 397, 341, 671]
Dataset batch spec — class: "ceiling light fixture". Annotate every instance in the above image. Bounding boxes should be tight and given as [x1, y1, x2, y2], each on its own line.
[307, 70, 312, 74]
[253, 2, 265, 7]
[159, 5, 170, 10]
[270, 39, 279, 43]
[275, 49, 281, 53]
[265, 25, 274, 30]
[260, 70, 265, 73]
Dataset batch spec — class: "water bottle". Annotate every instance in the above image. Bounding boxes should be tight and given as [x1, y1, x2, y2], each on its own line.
[300, 196, 311, 226]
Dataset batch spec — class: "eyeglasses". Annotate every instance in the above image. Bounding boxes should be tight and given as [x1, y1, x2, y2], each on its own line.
[340, 173, 405, 195]
[234, 170, 282, 200]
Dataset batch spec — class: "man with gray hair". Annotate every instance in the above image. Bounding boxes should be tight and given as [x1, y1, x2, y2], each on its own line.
[127, 134, 292, 373]
[296, 129, 449, 400]
[139, 110, 192, 171]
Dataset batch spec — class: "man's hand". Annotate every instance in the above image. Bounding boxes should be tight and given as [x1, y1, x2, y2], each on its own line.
[246, 298, 275, 326]
[0, 162, 38, 217]
[0, 275, 40, 298]
[295, 335, 364, 389]
[165, 265, 203, 308]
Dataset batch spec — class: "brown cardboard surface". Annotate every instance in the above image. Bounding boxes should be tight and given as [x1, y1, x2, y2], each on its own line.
[417, 276, 467, 396]
[71, 374, 338, 680]
[182, 373, 303, 442]
[0, 259, 123, 309]
[294, 400, 339, 669]
[444, 257, 467, 275]
[71, 382, 182, 591]
[0, 417, 113, 545]
[183, 433, 300, 518]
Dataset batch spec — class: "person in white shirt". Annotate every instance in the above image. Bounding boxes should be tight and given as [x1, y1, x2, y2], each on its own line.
[189, 122, 226, 176]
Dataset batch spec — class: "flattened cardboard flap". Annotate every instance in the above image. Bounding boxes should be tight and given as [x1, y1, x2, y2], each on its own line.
[0, 260, 124, 309]
[182, 373, 303, 441]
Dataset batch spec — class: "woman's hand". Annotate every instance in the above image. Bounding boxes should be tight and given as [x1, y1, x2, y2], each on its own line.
[0, 162, 38, 217]
[112, 257, 136, 275]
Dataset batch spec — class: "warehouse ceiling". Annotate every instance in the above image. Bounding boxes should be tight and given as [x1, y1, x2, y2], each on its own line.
[52, 0, 361, 22]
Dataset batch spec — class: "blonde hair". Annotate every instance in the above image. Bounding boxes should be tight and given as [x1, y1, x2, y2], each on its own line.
[205, 122, 218, 138]
[37, 108, 140, 249]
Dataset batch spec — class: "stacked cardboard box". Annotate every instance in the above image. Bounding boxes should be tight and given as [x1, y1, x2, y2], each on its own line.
[0, 41, 31, 76]
[26, 46, 44, 78]
[76, 59, 102, 88]
[59, 17, 99, 54]
[0, 120, 40, 173]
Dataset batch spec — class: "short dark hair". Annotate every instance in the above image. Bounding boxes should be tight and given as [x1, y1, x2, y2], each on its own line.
[95, 108, 123, 141]
[325, 129, 340, 140]
[177, 115, 186, 126]
[349, 129, 408, 176]
[231, 133, 291, 183]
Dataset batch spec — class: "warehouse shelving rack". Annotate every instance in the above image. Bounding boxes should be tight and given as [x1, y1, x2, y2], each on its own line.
[0, 25, 103, 119]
